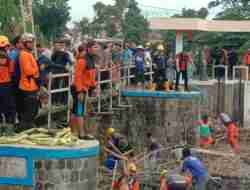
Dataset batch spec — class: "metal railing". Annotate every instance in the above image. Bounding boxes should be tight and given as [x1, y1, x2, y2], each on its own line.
[233, 66, 249, 81]
[213, 65, 228, 81]
[92, 61, 154, 114]
[47, 72, 72, 129]
[46, 59, 154, 127]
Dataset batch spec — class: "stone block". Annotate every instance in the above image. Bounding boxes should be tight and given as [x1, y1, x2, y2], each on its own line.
[45, 160, 53, 170]
[35, 161, 43, 170]
[48, 171, 61, 184]
[87, 180, 97, 190]
[66, 160, 73, 170]
[22, 187, 33, 190]
[58, 160, 66, 170]
[71, 171, 79, 183]
[76, 181, 88, 190]
[38, 169, 48, 181]
[61, 170, 71, 183]
[35, 182, 44, 190]
[80, 169, 87, 182]
[73, 159, 82, 170]
[44, 182, 55, 190]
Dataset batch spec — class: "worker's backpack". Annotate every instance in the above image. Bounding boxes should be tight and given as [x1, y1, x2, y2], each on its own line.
[245, 53, 250, 65]
[167, 175, 188, 190]
[10, 50, 21, 88]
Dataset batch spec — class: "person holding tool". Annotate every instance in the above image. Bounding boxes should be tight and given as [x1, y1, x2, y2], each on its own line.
[112, 163, 140, 190]
[104, 128, 133, 170]
[181, 147, 208, 190]
[160, 169, 192, 190]
[198, 114, 214, 147]
[219, 113, 240, 153]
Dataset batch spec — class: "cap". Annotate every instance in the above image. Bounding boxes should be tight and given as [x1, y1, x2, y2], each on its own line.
[0, 35, 10, 48]
[137, 45, 144, 50]
[128, 163, 137, 173]
[21, 33, 35, 42]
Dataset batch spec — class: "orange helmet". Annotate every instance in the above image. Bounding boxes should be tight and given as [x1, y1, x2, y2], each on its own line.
[128, 163, 137, 173]
[0, 36, 10, 48]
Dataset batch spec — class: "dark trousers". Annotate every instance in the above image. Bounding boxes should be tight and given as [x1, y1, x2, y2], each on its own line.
[52, 77, 68, 105]
[168, 184, 187, 190]
[0, 83, 16, 124]
[13, 87, 23, 122]
[19, 90, 39, 130]
[154, 68, 166, 90]
[176, 70, 188, 90]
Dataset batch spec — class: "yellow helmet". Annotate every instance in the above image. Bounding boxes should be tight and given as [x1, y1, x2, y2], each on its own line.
[160, 169, 168, 176]
[0, 35, 10, 48]
[106, 128, 115, 136]
[145, 42, 151, 47]
[128, 163, 137, 173]
[157, 44, 164, 51]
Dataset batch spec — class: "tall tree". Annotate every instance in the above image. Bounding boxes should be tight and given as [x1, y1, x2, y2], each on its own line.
[0, 0, 22, 36]
[74, 17, 90, 37]
[209, 0, 250, 19]
[33, 0, 71, 41]
[207, 0, 250, 56]
[92, 0, 129, 37]
[122, 0, 149, 44]
[174, 7, 209, 19]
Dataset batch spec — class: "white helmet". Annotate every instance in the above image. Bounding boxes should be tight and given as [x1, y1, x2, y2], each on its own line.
[21, 33, 35, 42]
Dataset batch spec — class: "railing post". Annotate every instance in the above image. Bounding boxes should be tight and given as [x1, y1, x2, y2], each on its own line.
[110, 67, 113, 110]
[98, 68, 101, 113]
[128, 59, 131, 86]
[118, 65, 122, 106]
[150, 60, 153, 82]
[213, 65, 228, 82]
[48, 72, 52, 129]
[233, 66, 249, 81]
[225, 66, 228, 81]
[67, 71, 72, 123]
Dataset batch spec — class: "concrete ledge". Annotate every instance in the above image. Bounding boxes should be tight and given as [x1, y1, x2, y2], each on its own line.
[0, 141, 99, 188]
[0, 140, 99, 160]
[121, 89, 201, 99]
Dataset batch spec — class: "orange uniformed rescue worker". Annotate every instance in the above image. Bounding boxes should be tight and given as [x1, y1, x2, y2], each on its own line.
[219, 113, 240, 153]
[112, 163, 140, 190]
[70, 41, 98, 139]
[71, 44, 87, 138]
[0, 36, 16, 136]
[243, 49, 250, 79]
[18, 33, 40, 131]
[160, 169, 192, 190]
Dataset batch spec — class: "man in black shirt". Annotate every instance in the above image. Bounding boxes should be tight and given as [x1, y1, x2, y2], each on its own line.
[51, 39, 72, 104]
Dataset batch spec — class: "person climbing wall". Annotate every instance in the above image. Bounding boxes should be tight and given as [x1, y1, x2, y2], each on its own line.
[198, 114, 214, 147]
[104, 128, 132, 170]
[181, 147, 209, 190]
[113, 163, 140, 190]
[219, 113, 240, 153]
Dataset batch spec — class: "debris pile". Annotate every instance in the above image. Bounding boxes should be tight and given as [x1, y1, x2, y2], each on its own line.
[0, 128, 80, 146]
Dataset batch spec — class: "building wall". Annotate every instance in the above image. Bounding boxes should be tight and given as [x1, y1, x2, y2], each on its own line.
[0, 157, 98, 190]
[100, 96, 200, 152]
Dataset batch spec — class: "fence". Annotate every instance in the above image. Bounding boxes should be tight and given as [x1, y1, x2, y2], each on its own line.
[46, 59, 154, 128]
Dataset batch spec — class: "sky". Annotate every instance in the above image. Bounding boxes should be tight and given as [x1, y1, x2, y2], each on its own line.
[69, 0, 213, 22]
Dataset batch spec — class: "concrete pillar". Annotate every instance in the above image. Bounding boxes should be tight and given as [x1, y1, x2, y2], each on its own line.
[176, 31, 183, 54]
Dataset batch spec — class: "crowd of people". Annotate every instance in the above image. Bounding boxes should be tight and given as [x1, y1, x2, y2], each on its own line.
[0, 32, 198, 137]
[0, 31, 245, 190]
